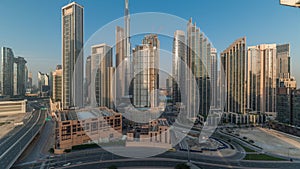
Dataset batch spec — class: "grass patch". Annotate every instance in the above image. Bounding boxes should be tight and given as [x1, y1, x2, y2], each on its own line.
[240, 145, 256, 153]
[244, 154, 286, 161]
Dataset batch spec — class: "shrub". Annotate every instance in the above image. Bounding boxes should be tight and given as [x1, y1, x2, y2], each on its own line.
[64, 149, 71, 153]
[48, 148, 54, 154]
[108, 165, 117, 169]
[175, 163, 190, 169]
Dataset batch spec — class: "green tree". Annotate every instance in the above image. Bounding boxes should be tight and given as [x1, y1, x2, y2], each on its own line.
[107, 165, 117, 169]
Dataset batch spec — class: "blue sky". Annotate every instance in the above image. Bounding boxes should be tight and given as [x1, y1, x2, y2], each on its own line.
[0, 0, 300, 86]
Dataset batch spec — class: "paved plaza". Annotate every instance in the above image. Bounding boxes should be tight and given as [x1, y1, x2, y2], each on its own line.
[236, 127, 300, 158]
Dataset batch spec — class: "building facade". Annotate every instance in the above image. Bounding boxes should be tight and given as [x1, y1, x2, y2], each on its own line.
[0, 100, 26, 116]
[126, 118, 171, 149]
[54, 107, 122, 152]
[116, 26, 126, 98]
[210, 48, 218, 108]
[26, 71, 33, 94]
[133, 34, 160, 108]
[38, 71, 49, 94]
[52, 65, 62, 102]
[276, 87, 293, 124]
[186, 18, 212, 119]
[85, 55, 91, 105]
[247, 44, 277, 113]
[276, 44, 290, 79]
[1, 47, 14, 96]
[62, 2, 84, 109]
[292, 89, 300, 127]
[221, 37, 247, 114]
[172, 30, 186, 104]
[276, 77, 297, 125]
[91, 44, 114, 109]
[14, 56, 27, 96]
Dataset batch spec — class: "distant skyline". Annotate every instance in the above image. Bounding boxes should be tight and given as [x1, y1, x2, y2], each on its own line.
[0, 0, 299, 87]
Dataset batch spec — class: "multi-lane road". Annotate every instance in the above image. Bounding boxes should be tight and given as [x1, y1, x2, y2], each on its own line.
[0, 101, 46, 169]
[13, 146, 300, 169]
[9, 105, 300, 169]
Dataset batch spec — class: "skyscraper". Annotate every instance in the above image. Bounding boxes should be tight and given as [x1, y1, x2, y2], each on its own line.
[14, 56, 27, 96]
[91, 44, 114, 109]
[116, 26, 125, 97]
[247, 44, 277, 113]
[276, 44, 290, 79]
[25, 66, 28, 92]
[186, 18, 212, 119]
[52, 65, 63, 102]
[292, 89, 300, 126]
[38, 72, 49, 93]
[166, 76, 173, 96]
[13, 62, 18, 96]
[221, 37, 247, 114]
[62, 2, 84, 109]
[0, 47, 14, 96]
[133, 34, 160, 108]
[85, 55, 91, 104]
[124, 0, 131, 96]
[210, 48, 218, 108]
[27, 71, 33, 93]
[172, 30, 186, 104]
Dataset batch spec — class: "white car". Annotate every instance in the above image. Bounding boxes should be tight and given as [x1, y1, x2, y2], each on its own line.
[63, 163, 71, 167]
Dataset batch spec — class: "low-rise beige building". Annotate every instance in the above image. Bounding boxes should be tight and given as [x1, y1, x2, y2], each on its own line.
[54, 107, 122, 153]
[126, 118, 171, 149]
[0, 100, 26, 116]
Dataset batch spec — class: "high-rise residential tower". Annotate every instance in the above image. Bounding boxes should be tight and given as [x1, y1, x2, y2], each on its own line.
[172, 30, 186, 104]
[186, 18, 212, 119]
[91, 44, 114, 109]
[38, 72, 49, 91]
[221, 37, 247, 114]
[210, 48, 218, 108]
[25, 66, 28, 92]
[85, 55, 91, 105]
[62, 2, 84, 109]
[0, 47, 14, 96]
[276, 44, 290, 79]
[247, 44, 277, 113]
[133, 34, 160, 108]
[27, 71, 33, 93]
[13, 62, 18, 96]
[52, 65, 63, 102]
[14, 56, 27, 96]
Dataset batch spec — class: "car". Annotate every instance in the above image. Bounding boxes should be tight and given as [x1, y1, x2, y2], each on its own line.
[63, 163, 71, 167]
[168, 148, 176, 152]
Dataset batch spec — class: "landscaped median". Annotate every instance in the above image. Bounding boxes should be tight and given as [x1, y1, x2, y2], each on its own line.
[244, 153, 286, 161]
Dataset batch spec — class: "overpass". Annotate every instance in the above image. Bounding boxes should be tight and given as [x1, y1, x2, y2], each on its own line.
[0, 103, 46, 169]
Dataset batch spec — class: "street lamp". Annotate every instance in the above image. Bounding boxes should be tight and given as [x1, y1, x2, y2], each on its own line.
[280, 0, 300, 8]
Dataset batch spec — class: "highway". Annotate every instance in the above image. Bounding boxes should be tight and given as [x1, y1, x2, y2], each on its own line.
[13, 147, 300, 169]
[10, 108, 300, 169]
[0, 102, 46, 169]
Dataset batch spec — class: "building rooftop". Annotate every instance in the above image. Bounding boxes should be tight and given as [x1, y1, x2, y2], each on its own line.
[59, 107, 118, 121]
